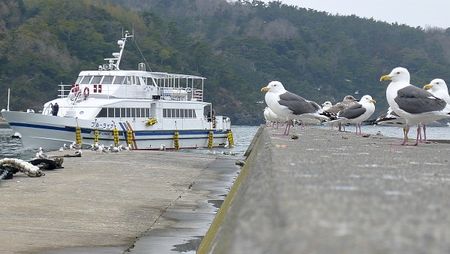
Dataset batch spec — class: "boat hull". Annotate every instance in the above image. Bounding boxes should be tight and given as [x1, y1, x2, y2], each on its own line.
[2, 111, 230, 150]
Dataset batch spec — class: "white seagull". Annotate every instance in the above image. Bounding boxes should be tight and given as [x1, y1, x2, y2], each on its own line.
[329, 95, 376, 135]
[420, 78, 450, 142]
[321, 101, 333, 111]
[423, 79, 450, 104]
[261, 81, 328, 135]
[35, 147, 48, 159]
[380, 67, 450, 145]
[375, 107, 405, 127]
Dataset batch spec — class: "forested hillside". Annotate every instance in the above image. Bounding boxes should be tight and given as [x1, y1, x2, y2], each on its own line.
[1, 0, 450, 124]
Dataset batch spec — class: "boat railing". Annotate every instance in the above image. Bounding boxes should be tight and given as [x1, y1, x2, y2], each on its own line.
[58, 83, 72, 98]
[152, 75, 205, 101]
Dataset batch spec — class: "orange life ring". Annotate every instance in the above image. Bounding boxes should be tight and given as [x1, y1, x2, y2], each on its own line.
[83, 87, 89, 99]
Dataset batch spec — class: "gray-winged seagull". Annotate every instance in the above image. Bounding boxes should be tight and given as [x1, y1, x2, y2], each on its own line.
[261, 81, 327, 135]
[380, 67, 450, 145]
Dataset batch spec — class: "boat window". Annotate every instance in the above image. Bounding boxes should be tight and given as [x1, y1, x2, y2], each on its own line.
[180, 109, 185, 118]
[75, 76, 82, 84]
[136, 77, 141, 86]
[80, 76, 92, 84]
[108, 108, 114, 117]
[188, 109, 192, 118]
[126, 108, 131, 117]
[102, 76, 114, 84]
[136, 108, 141, 118]
[192, 110, 196, 118]
[114, 108, 120, 117]
[91, 76, 102, 84]
[145, 108, 150, 117]
[113, 76, 125, 85]
[124, 76, 132, 85]
[120, 108, 126, 118]
[97, 108, 107, 117]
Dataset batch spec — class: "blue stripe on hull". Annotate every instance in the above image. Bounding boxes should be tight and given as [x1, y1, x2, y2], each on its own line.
[9, 122, 229, 136]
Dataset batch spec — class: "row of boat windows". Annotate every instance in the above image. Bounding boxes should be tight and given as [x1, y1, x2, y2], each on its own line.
[77, 75, 146, 86]
[96, 108, 197, 119]
[97, 108, 151, 118]
[163, 109, 197, 118]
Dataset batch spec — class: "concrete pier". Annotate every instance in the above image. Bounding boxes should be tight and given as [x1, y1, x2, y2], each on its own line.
[0, 150, 238, 254]
[204, 127, 450, 254]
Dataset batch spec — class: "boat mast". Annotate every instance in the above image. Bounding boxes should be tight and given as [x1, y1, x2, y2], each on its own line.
[101, 31, 133, 71]
[116, 31, 133, 70]
[7, 88, 10, 111]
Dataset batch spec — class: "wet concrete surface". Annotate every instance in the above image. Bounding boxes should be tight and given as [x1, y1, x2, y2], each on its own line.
[0, 150, 239, 254]
[127, 157, 239, 254]
[209, 127, 450, 254]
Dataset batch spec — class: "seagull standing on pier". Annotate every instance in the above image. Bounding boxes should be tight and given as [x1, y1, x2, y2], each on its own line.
[375, 107, 405, 126]
[35, 147, 49, 159]
[423, 79, 450, 104]
[328, 95, 376, 135]
[380, 67, 450, 145]
[419, 79, 450, 142]
[323, 95, 358, 131]
[261, 81, 327, 135]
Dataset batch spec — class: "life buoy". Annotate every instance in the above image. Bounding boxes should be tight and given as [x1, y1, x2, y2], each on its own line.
[83, 87, 89, 99]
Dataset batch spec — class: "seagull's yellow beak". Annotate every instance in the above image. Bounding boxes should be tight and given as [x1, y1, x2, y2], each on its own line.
[261, 87, 269, 93]
[380, 75, 391, 82]
[370, 99, 376, 104]
[423, 84, 433, 90]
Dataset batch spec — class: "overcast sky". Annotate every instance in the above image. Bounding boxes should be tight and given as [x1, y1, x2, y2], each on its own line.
[261, 0, 450, 29]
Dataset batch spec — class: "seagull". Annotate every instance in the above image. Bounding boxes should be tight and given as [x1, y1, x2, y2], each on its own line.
[35, 147, 48, 159]
[69, 141, 81, 150]
[328, 95, 376, 135]
[321, 101, 333, 111]
[74, 149, 82, 156]
[375, 107, 405, 126]
[323, 95, 358, 131]
[380, 67, 450, 145]
[420, 78, 450, 142]
[423, 79, 450, 104]
[261, 81, 328, 135]
[90, 142, 99, 151]
[110, 144, 120, 153]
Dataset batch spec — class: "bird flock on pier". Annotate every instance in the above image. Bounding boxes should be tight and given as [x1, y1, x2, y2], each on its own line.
[261, 67, 450, 146]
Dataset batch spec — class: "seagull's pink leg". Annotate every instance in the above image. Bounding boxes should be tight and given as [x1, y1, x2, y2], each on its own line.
[423, 125, 427, 142]
[414, 125, 420, 146]
[401, 126, 409, 145]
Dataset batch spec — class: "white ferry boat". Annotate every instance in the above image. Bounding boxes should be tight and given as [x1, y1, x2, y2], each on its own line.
[2, 32, 232, 150]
